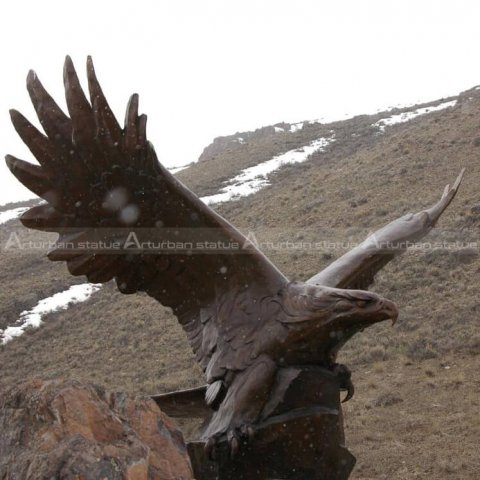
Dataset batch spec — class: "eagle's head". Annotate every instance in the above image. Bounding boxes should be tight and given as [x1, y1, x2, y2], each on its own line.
[279, 282, 398, 361]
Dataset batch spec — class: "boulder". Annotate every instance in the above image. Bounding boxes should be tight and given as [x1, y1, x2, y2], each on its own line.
[0, 379, 193, 479]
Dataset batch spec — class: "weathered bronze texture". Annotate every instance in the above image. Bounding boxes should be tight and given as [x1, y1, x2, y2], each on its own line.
[187, 366, 356, 480]
[6, 57, 463, 478]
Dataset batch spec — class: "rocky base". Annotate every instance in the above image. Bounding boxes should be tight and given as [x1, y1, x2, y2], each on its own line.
[0, 379, 193, 479]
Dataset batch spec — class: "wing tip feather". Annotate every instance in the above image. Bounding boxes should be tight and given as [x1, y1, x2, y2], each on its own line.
[5, 154, 16, 171]
[9, 108, 20, 120]
[26, 69, 37, 85]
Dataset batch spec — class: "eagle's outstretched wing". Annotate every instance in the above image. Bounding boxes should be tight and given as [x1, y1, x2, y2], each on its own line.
[307, 170, 464, 289]
[6, 56, 289, 384]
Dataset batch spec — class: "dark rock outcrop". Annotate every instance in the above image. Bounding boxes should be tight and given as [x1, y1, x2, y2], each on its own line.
[0, 379, 193, 479]
[197, 123, 292, 163]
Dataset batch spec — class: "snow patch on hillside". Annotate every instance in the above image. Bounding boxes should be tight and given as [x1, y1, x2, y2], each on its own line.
[373, 100, 457, 132]
[201, 132, 335, 205]
[0, 207, 29, 225]
[290, 122, 304, 133]
[1, 283, 101, 344]
[168, 165, 190, 174]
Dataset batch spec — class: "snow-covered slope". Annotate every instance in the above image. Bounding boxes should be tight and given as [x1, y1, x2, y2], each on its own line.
[1, 283, 101, 344]
[372, 100, 457, 132]
[201, 133, 335, 205]
[0, 207, 29, 225]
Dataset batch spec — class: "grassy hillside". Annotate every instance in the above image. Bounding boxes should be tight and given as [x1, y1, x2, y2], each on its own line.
[1, 89, 479, 479]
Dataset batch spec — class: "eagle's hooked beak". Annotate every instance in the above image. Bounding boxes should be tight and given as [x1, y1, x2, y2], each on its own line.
[324, 288, 399, 331]
[380, 298, 399, 326]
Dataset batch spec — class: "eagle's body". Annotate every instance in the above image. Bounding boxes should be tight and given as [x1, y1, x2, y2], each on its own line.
[6, 57, 462, 455]
[189, 281, 397, 386]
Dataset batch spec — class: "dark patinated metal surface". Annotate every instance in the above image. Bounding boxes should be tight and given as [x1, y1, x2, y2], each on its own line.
[6, 57, 464, 479]
[188, 366, 355, 480]
[152, 386, 209, 418]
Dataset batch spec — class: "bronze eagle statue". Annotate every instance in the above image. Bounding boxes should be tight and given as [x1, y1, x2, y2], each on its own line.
[5, 57, 463, 458]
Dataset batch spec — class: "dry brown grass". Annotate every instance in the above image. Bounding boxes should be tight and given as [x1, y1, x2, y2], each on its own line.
[344, 354, 480, 479]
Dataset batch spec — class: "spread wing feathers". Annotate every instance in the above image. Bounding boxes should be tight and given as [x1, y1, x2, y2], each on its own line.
[308, 169, 464, 289]
[6, 56, 289, 376]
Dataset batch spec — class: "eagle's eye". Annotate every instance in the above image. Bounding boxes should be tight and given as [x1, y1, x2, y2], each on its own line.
[356, 300, 369, 308]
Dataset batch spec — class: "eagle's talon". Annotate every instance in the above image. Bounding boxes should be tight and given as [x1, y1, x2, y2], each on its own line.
[204, 434, 221, 461]
[239, 424, 255, 441]
[341, 378, 355, 403]
[331, 363, 355, 402]
[227, 430, 240, 459]
[222, 424, 256, 458]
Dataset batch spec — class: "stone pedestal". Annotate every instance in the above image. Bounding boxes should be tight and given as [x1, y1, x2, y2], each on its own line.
[188, 366, 356, 480]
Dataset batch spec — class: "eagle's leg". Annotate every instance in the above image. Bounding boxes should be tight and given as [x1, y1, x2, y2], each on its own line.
[331, 363, 354, 403]
[202, 354, 277, 458]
